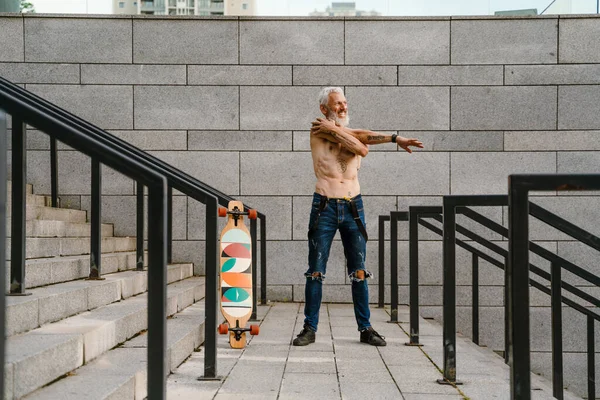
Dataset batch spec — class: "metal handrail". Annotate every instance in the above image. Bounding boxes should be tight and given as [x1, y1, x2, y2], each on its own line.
[0, 110, 8, 398]
[1, 83, 168, 399]
[508, 174, 600, 400]
[0, 77, 268, 307]
[0, 77, 268, 379]
[408, 194, 599, 399]
[381, 195, 599, 397]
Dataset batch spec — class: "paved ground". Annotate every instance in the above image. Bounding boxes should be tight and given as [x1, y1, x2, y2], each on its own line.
[166, 303, 577, 400]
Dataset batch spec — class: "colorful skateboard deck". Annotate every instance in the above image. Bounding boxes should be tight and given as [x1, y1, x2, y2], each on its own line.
[218, 200, 259, 348]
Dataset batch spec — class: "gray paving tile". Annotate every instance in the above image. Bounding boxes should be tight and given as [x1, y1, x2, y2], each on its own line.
[285, 353, 336, 374]
[279, 373, 340, 400]
[340, 382, 403, 400]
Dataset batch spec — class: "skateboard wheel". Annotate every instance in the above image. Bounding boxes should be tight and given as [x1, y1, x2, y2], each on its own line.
[248, 209, 258, 220]
[250, 324, 260, 335]
[218, 323, 229, 335]
[218, 207, 227, 217]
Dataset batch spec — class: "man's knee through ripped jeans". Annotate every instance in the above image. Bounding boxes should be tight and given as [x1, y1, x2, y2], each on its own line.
[348, 269, 373, 283]
[305, 271, 325, 282]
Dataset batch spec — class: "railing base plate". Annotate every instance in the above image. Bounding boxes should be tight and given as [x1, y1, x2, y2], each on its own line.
[7, 292, 32, 296]
[436, 378, 463, 386]
[197, 376, 224, 382]
[404, 342, 423, 347]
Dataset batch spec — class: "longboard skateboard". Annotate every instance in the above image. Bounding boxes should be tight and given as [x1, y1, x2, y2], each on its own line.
[217, 200, 259, 348]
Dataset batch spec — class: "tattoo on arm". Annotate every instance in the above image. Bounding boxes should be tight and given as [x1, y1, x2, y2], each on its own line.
[336, 133, 357, 150]
[365, 134, 395, 145]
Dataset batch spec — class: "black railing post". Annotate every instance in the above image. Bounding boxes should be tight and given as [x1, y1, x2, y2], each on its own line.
[147, 179, 167, 400]
[508, 176, 531, 400]
[250, 217, 257, 320]
[50, 137, 58, 207]
[136, 181, 144, 271]
[260, 215, 267, 305]
[504, 254, 509, 364]
[551, 262, 564, 400]
[408, 208, 419, 344]
[378, 215, 389, 308]
[440, 197, 459, 384]
[89, 158, 102, 279]
[10, 116, 27, 295]
[588, 315, 596, 400]
[0, 109, 8, 397]
[390, 212, 399, 322]
[200, 196, 219, 379]
[167, 186, 173, 264]
[472, 254, 479, 345]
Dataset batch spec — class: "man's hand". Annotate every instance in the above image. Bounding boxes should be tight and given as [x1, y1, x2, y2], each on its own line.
[396, 137, 423, 154]
[310, 117, 339, 136]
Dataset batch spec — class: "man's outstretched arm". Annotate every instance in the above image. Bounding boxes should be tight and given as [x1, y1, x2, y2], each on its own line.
[347, 128, 423, 153]
[311, 119, 423, 154]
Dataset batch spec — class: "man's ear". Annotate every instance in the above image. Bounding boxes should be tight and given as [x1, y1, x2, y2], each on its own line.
[320, 105, 328, 116]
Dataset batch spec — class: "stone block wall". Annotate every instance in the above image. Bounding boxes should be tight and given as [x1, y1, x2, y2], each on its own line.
[1, 13, 599, 396]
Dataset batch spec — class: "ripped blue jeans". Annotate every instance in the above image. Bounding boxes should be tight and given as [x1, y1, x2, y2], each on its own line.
[304, 193, 371, 332]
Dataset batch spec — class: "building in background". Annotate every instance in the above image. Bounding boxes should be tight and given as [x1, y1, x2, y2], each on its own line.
[113, 0, 138, 14]
[309, 2, 380, 17]
[225, 0, 255, 16]
[114, 0, 255, 16]
[197, 0, 224, 16]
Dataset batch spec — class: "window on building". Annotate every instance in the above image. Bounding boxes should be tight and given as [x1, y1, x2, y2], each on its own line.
[169, 0, 176, 6]
[242, 3, 247, 9]
[119, 2, 125, 8]
[188, 0, 194, 7]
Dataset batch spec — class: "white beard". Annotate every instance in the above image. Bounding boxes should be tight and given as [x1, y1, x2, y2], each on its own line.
[326, 109, 349, 127]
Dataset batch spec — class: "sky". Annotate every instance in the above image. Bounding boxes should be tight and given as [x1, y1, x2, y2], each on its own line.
[29, 0, 598, 15]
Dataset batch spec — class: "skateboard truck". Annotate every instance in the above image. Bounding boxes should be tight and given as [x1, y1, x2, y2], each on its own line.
[218, 320, 260, 340]
[218, 206, 257, 226]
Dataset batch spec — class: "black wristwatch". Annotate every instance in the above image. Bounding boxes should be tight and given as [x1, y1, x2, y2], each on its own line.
[391, 134, 398, 143]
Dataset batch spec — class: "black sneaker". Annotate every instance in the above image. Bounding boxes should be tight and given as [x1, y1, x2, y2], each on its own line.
[360, 327, 386, 346]
[293, 326, 316, 346]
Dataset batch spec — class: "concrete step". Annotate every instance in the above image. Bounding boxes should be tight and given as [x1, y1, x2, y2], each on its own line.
[24, 205, 87, 223]
[7, 205, 89, 224]
[6, 219, 114, 238]
[6, 181, 33, 195]
[7, 193, 47, 211]
[5, 251, 148, 290]
[6, 236, 136, 259]
[6, 263, 194, 337]
[23, 302, 206, 400]
[5, 277, 205, 400]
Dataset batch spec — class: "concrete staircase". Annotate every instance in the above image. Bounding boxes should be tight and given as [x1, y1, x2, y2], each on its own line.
[4, 181, 207, 399]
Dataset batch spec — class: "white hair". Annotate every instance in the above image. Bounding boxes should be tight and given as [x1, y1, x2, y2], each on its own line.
[318, 87, 345, 107]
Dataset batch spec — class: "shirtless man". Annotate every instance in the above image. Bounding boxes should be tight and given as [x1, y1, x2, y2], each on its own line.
[293, 87, 423, 347]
